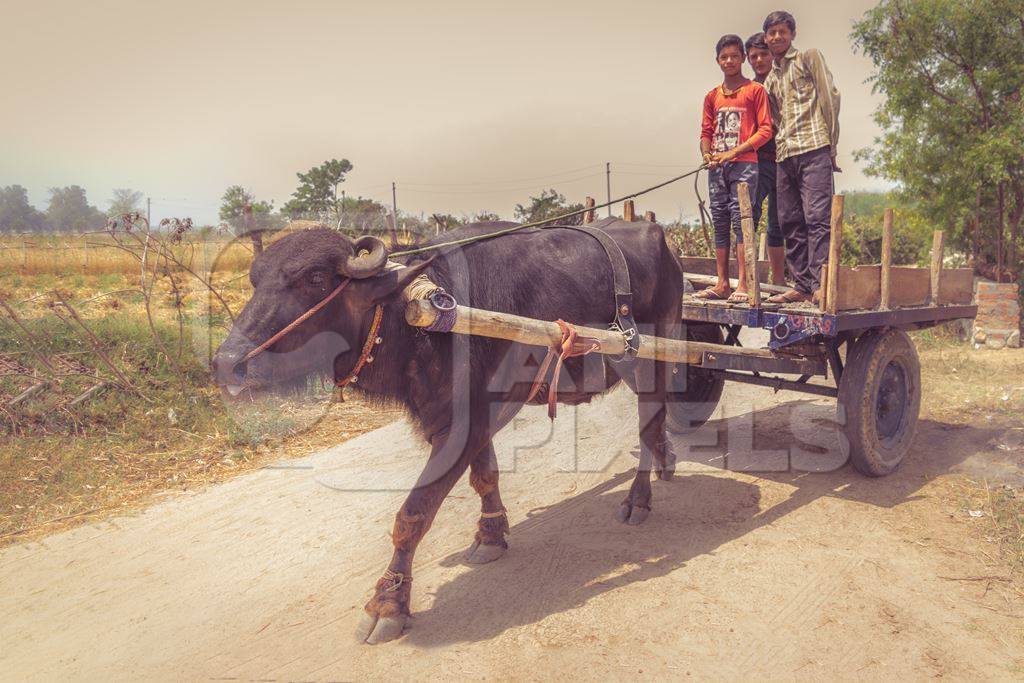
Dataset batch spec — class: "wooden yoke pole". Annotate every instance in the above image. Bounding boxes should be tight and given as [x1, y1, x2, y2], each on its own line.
[737, 181, 761, 308]
[880, 208, 893, 310]
[623, 200, 635, 222]
[405, 299, 780, 365]
[930, 230, 945, 304]
[583, 197, 596, 223]
[824, 195, 845, 315]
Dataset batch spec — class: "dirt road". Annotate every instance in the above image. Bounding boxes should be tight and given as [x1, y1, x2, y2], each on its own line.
[2, 371, 1022, 680]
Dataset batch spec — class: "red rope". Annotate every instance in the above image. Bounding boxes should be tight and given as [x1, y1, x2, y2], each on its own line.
[526, 319, 600, 419]
[239, 278, 352, 364]
[336, 304, 384, 389]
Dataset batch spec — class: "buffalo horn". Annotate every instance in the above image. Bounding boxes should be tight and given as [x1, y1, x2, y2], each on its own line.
[341, 235, 388, 279]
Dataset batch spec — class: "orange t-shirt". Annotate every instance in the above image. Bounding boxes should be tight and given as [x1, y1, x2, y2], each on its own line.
[700, 80, 773, 164]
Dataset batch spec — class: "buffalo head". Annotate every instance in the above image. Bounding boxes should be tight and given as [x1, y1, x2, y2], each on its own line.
[211, 228, 429, 396]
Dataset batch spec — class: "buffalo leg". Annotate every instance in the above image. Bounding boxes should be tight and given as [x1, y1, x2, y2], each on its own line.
[465, 442, 509, 564]
[356, 428, 487, 644]
[617, 357, 670, 525]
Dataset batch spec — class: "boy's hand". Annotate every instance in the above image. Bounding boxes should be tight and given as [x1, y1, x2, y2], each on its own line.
[702, 152, 714, 168]
[709, 149, 737, 168]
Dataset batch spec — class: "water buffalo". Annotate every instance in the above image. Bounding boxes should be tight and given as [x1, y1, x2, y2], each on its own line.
[211, 218, 686, 643]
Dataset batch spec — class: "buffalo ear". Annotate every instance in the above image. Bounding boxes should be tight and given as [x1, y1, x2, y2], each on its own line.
[357, 258, 436, 304]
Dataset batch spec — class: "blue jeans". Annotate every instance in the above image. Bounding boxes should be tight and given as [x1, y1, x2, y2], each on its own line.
[708, 161, 759, 249]
[752, 158, 784, 248]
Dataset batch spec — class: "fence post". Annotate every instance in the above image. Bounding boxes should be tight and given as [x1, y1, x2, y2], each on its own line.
[583, 197, 595, 224]
[880, 208, 893, 310]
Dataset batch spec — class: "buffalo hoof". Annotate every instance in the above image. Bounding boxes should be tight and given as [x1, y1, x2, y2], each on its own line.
[464, 540, 507, 565]
[355, 612, 408, 645]
[616, 502, 651, 525]
[656, 467, 675, 482]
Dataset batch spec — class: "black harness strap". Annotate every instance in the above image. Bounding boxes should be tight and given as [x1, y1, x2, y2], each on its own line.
[550, 224, 640, 363]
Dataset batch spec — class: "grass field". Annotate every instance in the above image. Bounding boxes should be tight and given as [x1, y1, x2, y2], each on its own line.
[0, 229, 404, 542]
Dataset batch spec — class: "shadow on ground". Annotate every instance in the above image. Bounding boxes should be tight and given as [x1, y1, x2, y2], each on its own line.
[399, 398, 1008, 647]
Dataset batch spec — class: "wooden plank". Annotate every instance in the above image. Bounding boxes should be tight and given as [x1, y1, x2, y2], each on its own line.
[737, 181, 760, 308]
[623, 200, 635, 222]
[888, 267, 930, 307]
[825, 195, 845, 314]
[880, 208, 893, 309]
[582, 196, 595, 224]
[937, 268, 974, 304]
[819, 264, 829, 313]
[930, 230, 944, 304]
[686, 274, 788, 294]
[404, 299, 782, 364]
[680, 256, 770, 277]
[831, 265, 881, 311]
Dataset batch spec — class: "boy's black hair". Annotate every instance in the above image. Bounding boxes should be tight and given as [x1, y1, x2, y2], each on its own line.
[763, 10, 796, 32]
[715, 34, 745, 58]
[745, 32, 768, 52]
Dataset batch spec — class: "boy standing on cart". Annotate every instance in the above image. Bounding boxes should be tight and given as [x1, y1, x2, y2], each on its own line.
[745, 31, 786, 286]
[695, 34, 773, 303]
[761, 10, 841, 304]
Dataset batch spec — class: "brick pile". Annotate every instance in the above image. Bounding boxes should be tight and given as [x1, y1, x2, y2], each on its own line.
[973, 280, 1021, 349]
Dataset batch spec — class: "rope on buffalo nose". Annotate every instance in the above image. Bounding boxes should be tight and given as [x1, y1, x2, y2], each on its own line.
[526, 319, 601, 420]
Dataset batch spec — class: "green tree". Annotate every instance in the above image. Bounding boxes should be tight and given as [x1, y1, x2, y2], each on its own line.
[852, 0, 1024, 279]
[0, 185, 45, 233]
[45, 186, 106, 232]
[108, 188, 144, 216]
[281, 158, 353, 221]
[513, 189, 584, 226]
[219, 185, 280, 253]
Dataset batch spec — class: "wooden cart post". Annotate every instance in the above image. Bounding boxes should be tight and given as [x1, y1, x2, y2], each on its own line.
[583, 197, 596, 224]
[824, 195, 845, 314]
[880, 208, 893, 310]
[623, 200, 635, 222]
[930, 230, 944, 304]
[737, 181, 760, 307]
[643, 210, 656, 223]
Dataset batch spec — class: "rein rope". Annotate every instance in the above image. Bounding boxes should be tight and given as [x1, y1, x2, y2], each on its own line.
[237, 276, 383, 391]
[240, 278, 353, 364]
[390, 163, 708, 259]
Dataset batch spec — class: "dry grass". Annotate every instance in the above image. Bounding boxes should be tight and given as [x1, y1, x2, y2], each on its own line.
[915, 334, 1024, 423]
[0, 234, 255, 276]
[0, 396, 403, 545]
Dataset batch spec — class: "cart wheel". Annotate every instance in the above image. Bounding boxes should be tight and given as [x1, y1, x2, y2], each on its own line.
[666, 323, 725, 434]
[837, 328, 921, 477]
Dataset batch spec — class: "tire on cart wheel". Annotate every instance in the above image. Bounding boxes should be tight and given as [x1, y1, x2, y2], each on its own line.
[666, 322, 725, 434]
[837, 328, 921, 477]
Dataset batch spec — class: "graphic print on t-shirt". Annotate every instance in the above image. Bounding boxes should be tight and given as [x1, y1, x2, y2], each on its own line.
[714, 107, 743, 153]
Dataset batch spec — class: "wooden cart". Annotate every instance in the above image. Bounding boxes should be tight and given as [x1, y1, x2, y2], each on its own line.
[668, 191, 975, 476]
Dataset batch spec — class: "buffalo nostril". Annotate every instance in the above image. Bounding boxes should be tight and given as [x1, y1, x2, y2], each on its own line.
[212, 352, 248, 386]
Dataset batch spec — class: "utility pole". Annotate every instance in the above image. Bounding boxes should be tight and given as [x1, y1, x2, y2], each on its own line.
[390, 181, 399, 248]
[605, 162, 611, 217]
[146, 197, 151, 226]
[340, 190, 346, 231]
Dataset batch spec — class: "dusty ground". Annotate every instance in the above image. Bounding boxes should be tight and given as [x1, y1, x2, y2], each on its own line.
[2, 347, 1023, 680]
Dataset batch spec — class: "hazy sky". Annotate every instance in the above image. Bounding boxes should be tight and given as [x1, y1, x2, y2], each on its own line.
[2, 0, 887, 226]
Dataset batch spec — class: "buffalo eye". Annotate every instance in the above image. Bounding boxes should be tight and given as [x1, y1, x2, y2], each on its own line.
[308, 270, 327, 288]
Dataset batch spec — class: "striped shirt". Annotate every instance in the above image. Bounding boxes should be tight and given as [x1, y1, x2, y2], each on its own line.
[763, 46, 841, 163]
